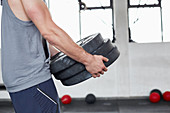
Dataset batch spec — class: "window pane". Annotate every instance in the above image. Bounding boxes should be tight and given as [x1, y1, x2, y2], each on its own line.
[49, 0, 80, 41]
[81, 0, 110, 7]
[130, 0, 158, 5]
[129, 8, 161, 43]
[0, 6, 2, 48]
[81, 9, 113, 40]
[50, 0, 112, 41]
[162, 0, 170, 42]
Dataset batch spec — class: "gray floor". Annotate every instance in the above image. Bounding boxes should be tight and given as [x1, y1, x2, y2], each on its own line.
[1, 98, 170, 113]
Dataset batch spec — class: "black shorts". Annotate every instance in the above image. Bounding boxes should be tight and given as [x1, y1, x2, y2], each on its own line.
[9, 78, 60, 113]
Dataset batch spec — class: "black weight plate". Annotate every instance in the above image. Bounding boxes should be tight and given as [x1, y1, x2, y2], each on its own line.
[55, 38, 113, 80]
[50, 33, 104, 74]
[50, 52, 63, 61]
[61, 46, 120, 86]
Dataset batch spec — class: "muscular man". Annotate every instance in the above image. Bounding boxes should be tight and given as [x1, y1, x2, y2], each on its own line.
[1, 0, 108, 113]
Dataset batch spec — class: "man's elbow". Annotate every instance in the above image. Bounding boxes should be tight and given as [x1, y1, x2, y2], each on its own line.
[42, 30, 53, 42]
[41, 28, 59, 46]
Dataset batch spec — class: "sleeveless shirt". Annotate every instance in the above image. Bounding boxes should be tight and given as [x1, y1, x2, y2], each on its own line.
[1, 0, 52, 92]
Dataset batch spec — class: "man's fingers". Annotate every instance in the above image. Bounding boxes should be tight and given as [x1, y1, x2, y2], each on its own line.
[90, 55, 109, 78]
[92, 74, 96, 78]
[103, 67, 108, 72]
[96, 73, 100, 77]
[92, 73, 100, 78]
[102, 56, 109, 62]
[99, 71, 104, 75]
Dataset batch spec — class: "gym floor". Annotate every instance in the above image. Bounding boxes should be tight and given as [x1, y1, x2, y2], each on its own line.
[1, 98, 170, 113]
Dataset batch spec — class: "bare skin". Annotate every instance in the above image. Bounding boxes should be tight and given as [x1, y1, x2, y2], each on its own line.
[8, 0, 109, 78]
[49, 44, 60, 57]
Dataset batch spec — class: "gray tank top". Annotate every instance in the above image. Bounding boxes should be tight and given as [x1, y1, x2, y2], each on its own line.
[1, 0, 51, 92]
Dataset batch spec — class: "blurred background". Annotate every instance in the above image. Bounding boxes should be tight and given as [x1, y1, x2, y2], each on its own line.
[0, 0, 170, 112]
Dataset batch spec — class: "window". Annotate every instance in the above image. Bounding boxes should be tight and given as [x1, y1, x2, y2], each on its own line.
[128, 0, 170, 43]
[49, 0, 115, 42]
[78, 0, 115, 42]
[80, 8, 113, 41]
[0, 5, 2, 48]
[162, 0, 170, 42]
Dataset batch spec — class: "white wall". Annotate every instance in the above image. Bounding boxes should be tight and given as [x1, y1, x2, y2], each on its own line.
[1, 0, 170, 99]
[129, 42, 170, 96]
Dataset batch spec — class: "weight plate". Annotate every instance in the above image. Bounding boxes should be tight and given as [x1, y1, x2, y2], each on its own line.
[50, 33, 104, 74]
[55, 38, 113, 80]
[61, 46, 120, 86]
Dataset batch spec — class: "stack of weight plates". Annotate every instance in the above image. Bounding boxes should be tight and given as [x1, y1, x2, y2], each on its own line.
[50, 33, 120, 86]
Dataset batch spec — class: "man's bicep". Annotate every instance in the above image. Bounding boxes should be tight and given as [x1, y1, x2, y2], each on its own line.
[21, 0, 53, 34]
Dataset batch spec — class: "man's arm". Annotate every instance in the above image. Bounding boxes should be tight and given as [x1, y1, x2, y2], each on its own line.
[21, 0, 108, 77]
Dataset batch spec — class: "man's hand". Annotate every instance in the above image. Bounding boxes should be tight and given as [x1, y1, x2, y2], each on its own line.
[84, 55, 109, 78]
